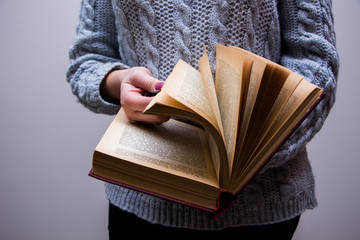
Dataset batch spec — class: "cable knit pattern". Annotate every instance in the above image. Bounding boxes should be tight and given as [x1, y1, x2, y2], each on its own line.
[67, 0, 339, 229]
[173, 1, 192, 68]
[265, 0, 339, 172]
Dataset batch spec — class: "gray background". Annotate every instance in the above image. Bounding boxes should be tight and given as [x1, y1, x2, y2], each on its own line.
[0, 0, 359, 239]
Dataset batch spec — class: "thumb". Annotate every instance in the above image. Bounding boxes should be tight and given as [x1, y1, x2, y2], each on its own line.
[128, 67, 164, 93]
[141, 67, 164, 92]
[154, 81, 164, 92]
[142, 76, 164, 93]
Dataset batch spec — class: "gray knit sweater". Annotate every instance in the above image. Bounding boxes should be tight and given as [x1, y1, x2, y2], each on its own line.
[67, 0, 339, 230]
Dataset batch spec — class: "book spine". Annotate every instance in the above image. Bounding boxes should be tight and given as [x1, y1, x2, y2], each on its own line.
[210, 189, 237, 219]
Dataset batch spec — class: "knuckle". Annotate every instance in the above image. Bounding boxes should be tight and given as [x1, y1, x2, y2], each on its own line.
[128, 67, 154, 91]
[145, 78, 155, 90]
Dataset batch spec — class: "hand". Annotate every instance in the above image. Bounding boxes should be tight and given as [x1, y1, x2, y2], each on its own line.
[101, 67, 169, 124]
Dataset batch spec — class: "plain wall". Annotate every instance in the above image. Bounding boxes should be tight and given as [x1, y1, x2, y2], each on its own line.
[0, 1, 359, 239]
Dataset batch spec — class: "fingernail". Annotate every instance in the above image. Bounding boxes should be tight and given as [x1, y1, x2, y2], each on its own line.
[155, 82, 164, 91]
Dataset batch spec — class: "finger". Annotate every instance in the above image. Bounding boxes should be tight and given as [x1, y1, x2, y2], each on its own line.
[128, 69, 164, 93]
[126, 111, 170, 124]
[121, 89, 170, 123]
[121, 83, 153, 111]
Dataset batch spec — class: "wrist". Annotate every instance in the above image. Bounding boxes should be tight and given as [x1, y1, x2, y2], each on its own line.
[100, 69, 126, 104]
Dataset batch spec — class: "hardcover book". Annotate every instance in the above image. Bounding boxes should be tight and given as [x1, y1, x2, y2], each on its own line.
[89, 45, 324, 216]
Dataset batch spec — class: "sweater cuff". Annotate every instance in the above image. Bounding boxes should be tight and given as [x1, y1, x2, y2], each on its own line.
[89, 62, 129, 115]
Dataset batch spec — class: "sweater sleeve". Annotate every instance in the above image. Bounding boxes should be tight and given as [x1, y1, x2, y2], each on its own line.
[66, 0, 128, 115]
[262, 0, 339, 171]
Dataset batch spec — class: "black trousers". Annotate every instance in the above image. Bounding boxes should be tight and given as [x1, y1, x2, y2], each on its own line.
[108, 203, 300, 240]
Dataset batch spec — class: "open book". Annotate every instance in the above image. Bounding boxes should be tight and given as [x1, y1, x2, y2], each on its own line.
[90, 45, 324, 216]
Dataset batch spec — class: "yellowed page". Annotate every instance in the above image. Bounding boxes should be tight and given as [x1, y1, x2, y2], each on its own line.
[205, 130, 221, 182]
[231, 50, 265, 163]
[198, 49, 224, 139]
[215, 45, 246, 173]
[145, 90, 196, 114]
[256, 79, 316, 147]
[96, 108, 219, 186]
[144, 60, 229, 187]
[230, 79, 322, 192]
[244, 72, 303, 163]
[160, 60, 221, 134]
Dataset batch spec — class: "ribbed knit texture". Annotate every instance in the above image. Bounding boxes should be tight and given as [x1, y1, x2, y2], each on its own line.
[67, 0, 339, 230]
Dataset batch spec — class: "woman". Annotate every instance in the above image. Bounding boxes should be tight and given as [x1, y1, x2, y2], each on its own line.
[67, 0, 339, 239]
